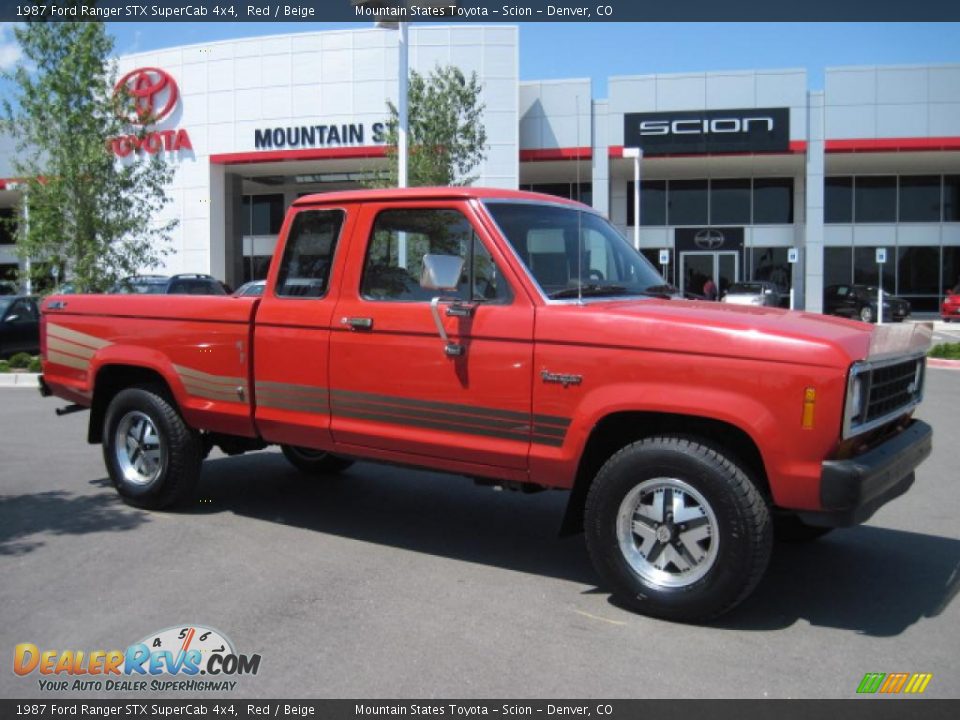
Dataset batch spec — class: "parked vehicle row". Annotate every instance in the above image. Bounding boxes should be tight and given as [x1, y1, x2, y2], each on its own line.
[823, 284, 911, 323]
[0, 295, 40, 358]
[942, 283, 960, 322]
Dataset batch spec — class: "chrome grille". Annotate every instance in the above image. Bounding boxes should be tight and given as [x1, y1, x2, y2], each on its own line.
[864, 358, 923, 422]
[843, 353, 926, 439]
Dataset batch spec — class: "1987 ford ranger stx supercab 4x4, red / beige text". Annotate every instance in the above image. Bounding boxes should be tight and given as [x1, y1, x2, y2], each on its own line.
[39, 188, 933, 622]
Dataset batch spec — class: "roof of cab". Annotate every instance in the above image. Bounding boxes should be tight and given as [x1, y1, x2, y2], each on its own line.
[291, 186, 588, 208]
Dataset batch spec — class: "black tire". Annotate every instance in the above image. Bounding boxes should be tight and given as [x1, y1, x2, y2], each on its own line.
[281, 445, 354, 475]
[584, 436, 772, 622]
[773, 514, 833, 542]
[102, 387, 202, 510]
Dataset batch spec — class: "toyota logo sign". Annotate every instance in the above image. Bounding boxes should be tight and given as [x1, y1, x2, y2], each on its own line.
[694, 229, 725, 250]
[115, 67, 179, 125]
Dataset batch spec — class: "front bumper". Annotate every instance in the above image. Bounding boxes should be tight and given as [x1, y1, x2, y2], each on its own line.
[799, 420, 932, 528]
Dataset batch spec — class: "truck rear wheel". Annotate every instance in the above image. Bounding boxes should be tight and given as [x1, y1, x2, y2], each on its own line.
[584, 436, 772, 622]
[103, 387, 202, 510]
[281, 445, 354, 475]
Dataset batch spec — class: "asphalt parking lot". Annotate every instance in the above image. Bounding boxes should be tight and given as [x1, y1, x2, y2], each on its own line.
[1, 369, 958, 700]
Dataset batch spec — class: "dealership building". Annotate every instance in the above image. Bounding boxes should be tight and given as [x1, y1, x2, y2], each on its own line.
[2, 25, 959, 313]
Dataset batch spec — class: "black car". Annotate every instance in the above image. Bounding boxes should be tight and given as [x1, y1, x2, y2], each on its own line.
[823, 284, 911, 323]
[111, 274, 229, 295]
[0, 295, 40, 358]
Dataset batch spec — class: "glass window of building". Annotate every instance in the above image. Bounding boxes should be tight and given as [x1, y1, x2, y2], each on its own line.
[896, 246, 941, 312]
[749, 247, 792, 295]
[854, 177, 897, 223]
[710, 179, 751, 225]
[852, 246, 894, 288]
[898, 176, 942, 223]
[521, 182, 592, 205]
[944, 176, 960, 222]
[824, 247, 853, 288]
[668, 180, 708, 226]
[896, 246, 940, 295]
[825, 177, 853, 223]
[626, 180, 667, 227]
[0, 208, 15, 245]
[752, 178, 794, 224]
[243, 194, 285, 236]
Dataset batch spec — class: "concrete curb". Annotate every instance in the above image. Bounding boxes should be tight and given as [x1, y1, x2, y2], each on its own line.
[928, 358, 960, 370]
[0, 373, 40, 388]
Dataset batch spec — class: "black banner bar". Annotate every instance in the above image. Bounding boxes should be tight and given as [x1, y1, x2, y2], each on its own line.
[1, 700, 959, 720]
[1, 0, 959, 22]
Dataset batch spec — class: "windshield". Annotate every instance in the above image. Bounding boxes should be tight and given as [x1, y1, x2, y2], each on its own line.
[485, 202, 666, 299]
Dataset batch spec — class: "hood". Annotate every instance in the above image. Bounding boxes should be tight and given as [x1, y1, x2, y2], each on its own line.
[535, 298, 932, 369]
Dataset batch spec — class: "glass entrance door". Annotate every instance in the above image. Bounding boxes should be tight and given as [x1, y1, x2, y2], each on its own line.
[680, 251, 738, 298]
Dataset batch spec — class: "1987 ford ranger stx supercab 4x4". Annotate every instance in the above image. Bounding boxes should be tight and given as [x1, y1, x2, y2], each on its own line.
[39, 188, 933, 622]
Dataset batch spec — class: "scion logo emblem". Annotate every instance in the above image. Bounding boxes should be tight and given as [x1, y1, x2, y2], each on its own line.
[115, 67, 179, 125]
[694, 229, 725, 250]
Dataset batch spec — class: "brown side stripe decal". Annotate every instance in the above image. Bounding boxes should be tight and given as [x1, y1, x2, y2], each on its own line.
[255, 381, 328, 413]
[329, 389, 570, 448]
[173, 365, 247, 404]
[45, 324, 113, 373]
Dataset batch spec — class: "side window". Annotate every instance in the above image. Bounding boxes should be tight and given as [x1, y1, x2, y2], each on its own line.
[275, 209, 346, 298]
[360, 208, 510, 303]
[10, 299, 37, 322]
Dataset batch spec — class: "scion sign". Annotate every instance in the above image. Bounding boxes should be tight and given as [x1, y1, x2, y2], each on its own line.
[624, 107, 790, 155]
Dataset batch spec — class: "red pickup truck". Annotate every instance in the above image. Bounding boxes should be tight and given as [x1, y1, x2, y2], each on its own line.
[39, 187, 933, 622]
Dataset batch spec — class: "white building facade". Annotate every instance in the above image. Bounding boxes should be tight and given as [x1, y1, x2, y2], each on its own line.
[1, 26, 958, 314]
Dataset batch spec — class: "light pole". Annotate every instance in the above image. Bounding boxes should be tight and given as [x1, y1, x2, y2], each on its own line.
[7, 181, 31, 294]
[354, 2, 409, 189]
[622, 147, 642, 250]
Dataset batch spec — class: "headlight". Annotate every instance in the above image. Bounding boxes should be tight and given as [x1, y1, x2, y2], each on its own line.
[849, 375, 865, 422]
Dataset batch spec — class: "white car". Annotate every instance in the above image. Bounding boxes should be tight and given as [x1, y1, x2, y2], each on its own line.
[721, 281, 782, 307]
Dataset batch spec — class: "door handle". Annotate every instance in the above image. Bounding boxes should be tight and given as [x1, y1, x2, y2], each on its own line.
[341, 316, 373, 330]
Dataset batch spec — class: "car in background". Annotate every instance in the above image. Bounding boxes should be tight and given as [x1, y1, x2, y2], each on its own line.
[0, 281, 18, 296]
[111, 274, 229, 296]
[720, 281, 782, 308]
[233, 279, 266, 297]
[824, 284, 911, 323]
[943, 283, 960, 322]
[0, 296, 40, 357]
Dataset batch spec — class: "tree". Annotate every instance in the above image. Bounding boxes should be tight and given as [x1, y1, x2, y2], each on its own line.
[1, 17, 176, 293]
[371, 65, 487, 188]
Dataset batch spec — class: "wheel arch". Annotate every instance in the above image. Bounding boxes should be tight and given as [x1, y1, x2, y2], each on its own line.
[560, 411, 769, 536]
[88, 364, 176, 444]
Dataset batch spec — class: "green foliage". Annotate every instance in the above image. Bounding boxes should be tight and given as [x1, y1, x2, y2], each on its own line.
[1, 15, 177, 293]
[369, 65, 487, 188]
[28, 356, 42, 373]
[0, 360, 9, 373]
[929, 342, 960, 360]
[7, 352, 32, 369]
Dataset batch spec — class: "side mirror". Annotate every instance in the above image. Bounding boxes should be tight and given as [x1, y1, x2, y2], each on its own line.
[420, 254, 464, 292]
[421, 254, 468, 357]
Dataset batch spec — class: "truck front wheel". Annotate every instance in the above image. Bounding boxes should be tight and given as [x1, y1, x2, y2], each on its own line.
[584, 436, 772, 622]
[281, 445, 354, 475]
[103, 387, 202, 510]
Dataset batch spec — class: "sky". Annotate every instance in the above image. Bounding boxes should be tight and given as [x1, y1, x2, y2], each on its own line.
[1, 22, 958, 96]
